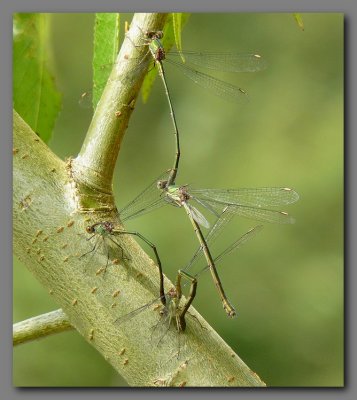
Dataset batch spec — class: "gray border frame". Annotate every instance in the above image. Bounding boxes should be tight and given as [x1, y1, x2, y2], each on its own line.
[3, 0, 352, 399]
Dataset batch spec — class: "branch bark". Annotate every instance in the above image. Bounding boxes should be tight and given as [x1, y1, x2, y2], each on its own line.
[13, 12, 266, 387]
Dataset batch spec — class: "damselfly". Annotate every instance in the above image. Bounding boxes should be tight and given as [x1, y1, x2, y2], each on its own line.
[119, 170, 298, 315]
[130, 28, 267, 186]
[115, 205, 263, 332]
[80, 220, 166, 305]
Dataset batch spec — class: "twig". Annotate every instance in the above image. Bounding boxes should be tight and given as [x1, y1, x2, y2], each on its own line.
[13, 309, 72, 346]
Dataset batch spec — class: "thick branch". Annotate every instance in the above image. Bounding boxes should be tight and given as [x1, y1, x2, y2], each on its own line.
[13, 113, 265, 385]
[13, 309, 72, 346]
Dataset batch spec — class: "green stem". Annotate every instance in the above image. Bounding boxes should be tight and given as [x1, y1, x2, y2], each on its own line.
[13, 309, 72, 346]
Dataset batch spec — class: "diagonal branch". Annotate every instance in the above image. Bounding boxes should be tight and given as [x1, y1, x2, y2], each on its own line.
[74, 13, 167, 196]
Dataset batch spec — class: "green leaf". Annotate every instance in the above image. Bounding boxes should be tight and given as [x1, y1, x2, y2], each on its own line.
[141, 64, 159, 105]
[293, 13, 305, 31]
[141, 15, 176, 103]
[173, 13, 184, 62]
[141, 13, 190, 103]
[13, 13, 61, 143]
[92, 13, 120, 110]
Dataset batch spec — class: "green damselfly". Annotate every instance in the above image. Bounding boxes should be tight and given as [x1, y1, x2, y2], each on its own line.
[80, 220, 166, 305]
[115, 205, 263, 333]
[82, 28, 267, 185]
[119, 170, 299, 316]
[134, 28, 267, 186]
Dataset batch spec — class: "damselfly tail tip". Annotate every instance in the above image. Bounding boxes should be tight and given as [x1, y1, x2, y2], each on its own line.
[224, 306, 237, 318]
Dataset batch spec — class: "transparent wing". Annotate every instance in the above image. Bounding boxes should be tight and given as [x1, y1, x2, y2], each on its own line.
[78, 229, 127, 277]
[165, 58, 249, 104]
[184, 202, 210, 228]
[201, 199, 296, 224]
[214, 225, 264, 263]
[167, 51, 268, 73]
[114, 295, 163, 325]
[204, 205, 236, 243]
[195, 225, 264, 279]
[192, 196, 222, 218]
[78, 235, 104, 275]
[183, 205, 236, 273]
[190, 187, 300, 207]
[119, 172, 169, 222]
[121, 196, 167, 222]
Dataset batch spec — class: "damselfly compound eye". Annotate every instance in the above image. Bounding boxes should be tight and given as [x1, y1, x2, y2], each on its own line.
[86, 226, 94, 233]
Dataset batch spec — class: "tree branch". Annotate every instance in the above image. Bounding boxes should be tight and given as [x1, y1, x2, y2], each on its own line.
[13, 309, 72, 346]
[73, 13, 167, 198]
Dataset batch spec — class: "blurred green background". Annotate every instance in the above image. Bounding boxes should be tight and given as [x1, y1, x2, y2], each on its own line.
[13, 13, 343, 387]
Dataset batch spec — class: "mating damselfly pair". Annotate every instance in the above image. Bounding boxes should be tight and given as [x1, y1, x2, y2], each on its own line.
[80, 171, 299, 332]
[78, 23, 299, 337]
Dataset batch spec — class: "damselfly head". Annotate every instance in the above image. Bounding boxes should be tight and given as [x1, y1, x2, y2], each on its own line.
[146, 30, 163, 40]
[167, 287, 178, 300]
[85, 221, 115, 235]
[157, 179, 168, 190]
[85, 225, 95, 234]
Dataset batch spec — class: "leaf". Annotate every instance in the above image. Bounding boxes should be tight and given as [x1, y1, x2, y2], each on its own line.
[13, 13, 61, 143]
[293, 13, 305, 31]
[140, 62, 158, 105]
[92, 13, 120, 110]
[141, 13, 190, 103]
[172, 13, 184, 62]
